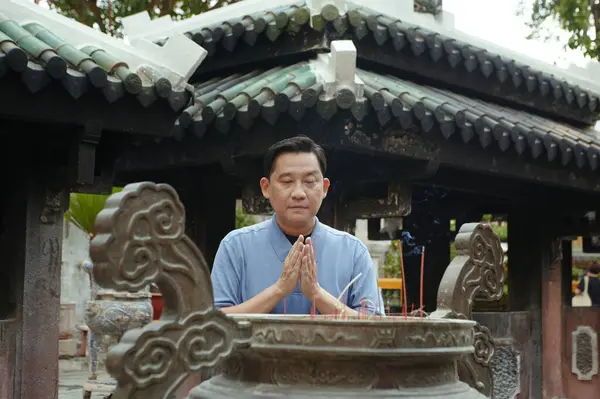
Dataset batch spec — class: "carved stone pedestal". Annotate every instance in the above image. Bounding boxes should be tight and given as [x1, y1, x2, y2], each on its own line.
[82, 260, 153, 398]
[191, 315, 483, 398]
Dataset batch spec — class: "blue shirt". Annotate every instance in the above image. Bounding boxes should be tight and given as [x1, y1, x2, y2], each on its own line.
[211, 215, 384, 315]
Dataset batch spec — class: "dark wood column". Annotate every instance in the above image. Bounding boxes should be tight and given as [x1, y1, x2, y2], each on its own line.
[507, 209, 548, 399]
[180, 173, 237, 270]
[0, 167, 68, 399]
[401, 189, 451, 313]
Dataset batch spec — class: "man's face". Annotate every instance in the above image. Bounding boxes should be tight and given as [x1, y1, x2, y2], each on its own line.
[260, 152, 330, 227]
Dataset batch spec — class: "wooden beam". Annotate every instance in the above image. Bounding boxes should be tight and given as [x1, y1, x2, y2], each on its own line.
[338, 181, 412, 219]
[114, 110, 600, 197]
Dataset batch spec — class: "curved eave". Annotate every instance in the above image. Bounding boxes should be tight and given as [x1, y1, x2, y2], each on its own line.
[173, 62, 600, 180]
[0, 19, 191, 113]
[160, 4, 600, 125]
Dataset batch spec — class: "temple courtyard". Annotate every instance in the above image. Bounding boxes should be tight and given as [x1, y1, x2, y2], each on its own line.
[58, 359, 101, 399]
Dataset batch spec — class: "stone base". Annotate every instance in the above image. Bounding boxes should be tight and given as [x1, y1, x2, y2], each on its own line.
[59, 339, 78, 358]
[191, 376, 484, 398]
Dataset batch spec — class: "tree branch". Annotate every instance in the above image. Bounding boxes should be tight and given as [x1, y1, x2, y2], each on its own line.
[85, 0, 107, 33]
[590, 1, 600, 43]
[160, 0, 175, 16]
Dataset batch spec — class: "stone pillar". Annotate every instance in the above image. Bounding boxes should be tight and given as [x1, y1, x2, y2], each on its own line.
[0, 170, 68, 399]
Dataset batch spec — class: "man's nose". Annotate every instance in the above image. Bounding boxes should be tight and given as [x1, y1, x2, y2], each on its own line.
[291, 183, 307, 199]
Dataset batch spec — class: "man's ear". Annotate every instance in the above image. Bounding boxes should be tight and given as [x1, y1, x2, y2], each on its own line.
[322, 178, 331, 198]
[260, 177, 270, 199]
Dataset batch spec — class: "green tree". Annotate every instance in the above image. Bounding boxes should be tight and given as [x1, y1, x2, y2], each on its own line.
[64, 187, 123, 238]
[235, 207, 257, 229]
[46, 0, 241, 37]
[518, 0, 600, 59]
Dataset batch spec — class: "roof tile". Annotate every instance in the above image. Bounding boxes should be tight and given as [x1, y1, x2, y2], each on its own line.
[158, 3, 599, 122]
[178, 60, 600, 172]
[0, 13, 190, 111]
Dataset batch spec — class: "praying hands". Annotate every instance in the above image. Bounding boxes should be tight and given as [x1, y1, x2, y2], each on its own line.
[276, 236, 362, 317]
[275, 235, 320, 299]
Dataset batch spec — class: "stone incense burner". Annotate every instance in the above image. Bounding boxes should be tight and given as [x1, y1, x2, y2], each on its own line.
[90, 183, 504, 399]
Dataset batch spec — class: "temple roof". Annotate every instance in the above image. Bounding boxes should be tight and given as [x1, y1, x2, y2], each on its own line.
[0, 0, 208, 112]
[175, 56, 600, 172]
[0, 16, 189, 110]
[126, 0, 600, 125]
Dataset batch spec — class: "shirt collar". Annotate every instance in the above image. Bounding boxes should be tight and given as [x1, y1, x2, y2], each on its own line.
[268, 214, 324, 264]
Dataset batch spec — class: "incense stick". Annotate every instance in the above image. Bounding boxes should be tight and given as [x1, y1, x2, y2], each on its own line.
[326, 272, 363, 320]
[311, 243, 317, 318]
[399, 242, 408, 319]
[420, 246, 425, 319]
[337, 272, 363, 302]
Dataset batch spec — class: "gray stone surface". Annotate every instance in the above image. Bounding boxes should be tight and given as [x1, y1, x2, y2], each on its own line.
[59, 359, 107, 399]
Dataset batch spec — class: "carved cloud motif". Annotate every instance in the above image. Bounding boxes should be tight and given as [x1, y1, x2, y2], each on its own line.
[90, 183, 251, 399]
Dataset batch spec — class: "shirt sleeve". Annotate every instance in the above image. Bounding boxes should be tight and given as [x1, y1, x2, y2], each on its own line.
[347, 245, 385, 315]
[211, 239, 242, 308]
[577, 277, 585, 292]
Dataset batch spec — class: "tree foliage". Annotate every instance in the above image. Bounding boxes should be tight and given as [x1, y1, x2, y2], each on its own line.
[64, 187, 123, 237]
[518, 0, 600, 59]
[46, 0, 241, 37]
[235, 207, 257, 229]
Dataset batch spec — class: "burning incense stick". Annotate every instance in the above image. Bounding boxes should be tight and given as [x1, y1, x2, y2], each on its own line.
[311, 242, 317, 318]
[283, 298, 287, 315]
[399, 242, 408, 319]
[420, 246, 425, 319]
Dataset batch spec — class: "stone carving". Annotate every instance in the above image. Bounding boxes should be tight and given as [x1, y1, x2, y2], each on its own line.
[431, 223, 505, 397]
[571, 325, 598, 381]
[91, 183, 498, 399]
[405, 330, 471, 347]
[253, 327, 358, 346]
[270, 360, 379, 388]
[490, 339, 520, 399]
[82, 260, 153, 398]
[90, 183, 251, 398]
[40, 188, 63, 224]
[372, 327, 396, 348]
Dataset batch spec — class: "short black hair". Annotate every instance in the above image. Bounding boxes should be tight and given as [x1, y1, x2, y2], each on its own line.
[263, 135, 327, 177]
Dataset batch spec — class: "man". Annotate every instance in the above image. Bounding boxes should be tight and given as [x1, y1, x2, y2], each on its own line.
[211, 135, 383, 316]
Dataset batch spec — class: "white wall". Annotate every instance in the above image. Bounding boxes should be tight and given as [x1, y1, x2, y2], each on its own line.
[60, 219, 92, 334]
[355, 219, 390, 277]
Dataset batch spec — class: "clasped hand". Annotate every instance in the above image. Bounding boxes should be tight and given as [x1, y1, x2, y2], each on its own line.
[276, 235, 320, 299]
